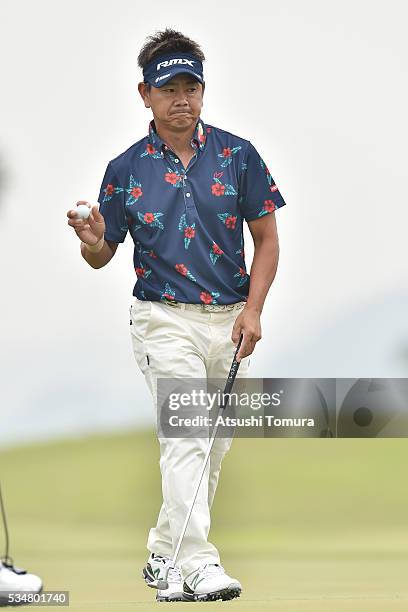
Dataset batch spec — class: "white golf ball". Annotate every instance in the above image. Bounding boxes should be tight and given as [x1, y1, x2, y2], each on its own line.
[75, 204, 91, 220]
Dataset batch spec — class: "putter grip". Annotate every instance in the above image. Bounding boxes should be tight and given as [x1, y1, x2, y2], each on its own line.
[224, 333, 243, 394]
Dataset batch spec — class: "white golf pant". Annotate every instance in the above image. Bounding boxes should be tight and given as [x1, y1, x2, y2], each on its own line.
[129, 297, 250, 578]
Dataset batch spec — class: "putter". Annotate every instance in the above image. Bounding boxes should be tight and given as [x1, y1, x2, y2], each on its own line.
[0, 483, 12, 568]
[0, 484, 27, 575]
[150, 332, 244, 591]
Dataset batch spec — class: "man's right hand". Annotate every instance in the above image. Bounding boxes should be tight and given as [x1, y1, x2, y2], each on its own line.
[67, 201, 106, 246]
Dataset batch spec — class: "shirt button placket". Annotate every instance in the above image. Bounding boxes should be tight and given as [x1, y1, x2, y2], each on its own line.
[183, 150, 199, 213]
[164, 146, 199, 215]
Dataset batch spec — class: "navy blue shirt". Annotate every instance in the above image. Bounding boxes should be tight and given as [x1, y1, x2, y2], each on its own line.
[97, 117, 287, 304]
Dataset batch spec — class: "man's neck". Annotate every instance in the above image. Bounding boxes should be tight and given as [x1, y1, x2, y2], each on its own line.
[154, 118, 197, 154]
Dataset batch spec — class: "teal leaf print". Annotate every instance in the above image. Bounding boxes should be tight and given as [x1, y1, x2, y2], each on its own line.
[224, 183, 237, 195]
[217, 146, 242, 168]
[260, 157, 279, 193]
[217, 212, 237, 230]
[142, 248, 158, 259]
[137, 211, 164, 229]
[102, 182, 124, 203]
[175, 263, 197, 282]
[161, 282, 176, 301]
[199, 290, 220, 305]
[178, 213, 196, 249]
[135, 265, 152, 279]
[235, 232, 244, 257]
[211, 172, 237, 197]
[164, 167, 184, 188]
[140, 143, 163, 159]
[234, 267, 248, 287]
[125, 175, 143, 206]
[253, 200, 277, 218]
[209, 241, 224, 265]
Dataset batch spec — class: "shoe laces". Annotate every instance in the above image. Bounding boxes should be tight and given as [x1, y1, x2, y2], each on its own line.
[151, 554, 182, 582]
[199, 563, 225, 577]
[151, 553, 168, 565]
[167, 565, 182, 582]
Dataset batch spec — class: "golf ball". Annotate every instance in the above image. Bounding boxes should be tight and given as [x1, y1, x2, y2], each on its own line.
[75, 204, 91, 220]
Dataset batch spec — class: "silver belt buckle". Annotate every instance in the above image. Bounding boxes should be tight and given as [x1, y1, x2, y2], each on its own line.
[203, 303, 223, 312]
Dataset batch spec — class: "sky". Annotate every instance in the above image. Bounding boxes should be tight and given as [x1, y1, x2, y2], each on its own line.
[0, 0, 407, 448]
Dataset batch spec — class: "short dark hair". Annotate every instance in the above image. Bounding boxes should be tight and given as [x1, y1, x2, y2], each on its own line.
[138, 28, 205, 91]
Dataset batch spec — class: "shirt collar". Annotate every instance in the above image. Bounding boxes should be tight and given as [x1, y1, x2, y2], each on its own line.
[148, 117, 207, 153]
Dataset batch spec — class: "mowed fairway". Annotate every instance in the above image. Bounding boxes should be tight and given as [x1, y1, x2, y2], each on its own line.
[1, 432, 407, 611]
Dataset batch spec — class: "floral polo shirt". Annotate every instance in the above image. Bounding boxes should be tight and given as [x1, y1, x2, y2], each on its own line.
[97, 117, 287, 305]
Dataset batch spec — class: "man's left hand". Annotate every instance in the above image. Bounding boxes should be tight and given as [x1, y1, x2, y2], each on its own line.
[231, 306, 262, 362]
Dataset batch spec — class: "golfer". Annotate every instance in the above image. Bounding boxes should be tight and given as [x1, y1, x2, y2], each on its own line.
[67, 28, 287, 603]
[0, 485, 43, 605]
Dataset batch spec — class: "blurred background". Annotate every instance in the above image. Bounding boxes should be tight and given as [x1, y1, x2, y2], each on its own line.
[0, 0, 407, 447]
[0, 0, 407, 609]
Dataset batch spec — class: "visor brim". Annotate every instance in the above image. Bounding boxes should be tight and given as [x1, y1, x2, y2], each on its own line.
[147, 67, 204, 88]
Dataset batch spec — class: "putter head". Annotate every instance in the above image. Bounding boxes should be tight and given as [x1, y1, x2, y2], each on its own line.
[145, 559, 173, 590]
[146, 578, 168, 590]
[157, 579, 169, 590]
[157, 560, 175, 590]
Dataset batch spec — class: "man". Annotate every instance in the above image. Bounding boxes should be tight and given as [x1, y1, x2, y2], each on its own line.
[67, 28, 287, 603]
[0, 485, 43, 605]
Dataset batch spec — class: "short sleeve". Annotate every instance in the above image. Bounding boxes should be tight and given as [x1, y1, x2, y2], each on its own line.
[238, 142, 287, 222]
[97, 161, 128, 243]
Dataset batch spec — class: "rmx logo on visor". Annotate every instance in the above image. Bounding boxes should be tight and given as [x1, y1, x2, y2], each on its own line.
[143, 52, 204, 88]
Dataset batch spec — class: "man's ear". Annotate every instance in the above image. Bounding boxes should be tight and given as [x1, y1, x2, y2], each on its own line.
[137, 82, 145, 99]
[138, 82, 150, 108]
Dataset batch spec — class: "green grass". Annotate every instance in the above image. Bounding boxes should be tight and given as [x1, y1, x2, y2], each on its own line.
[1, 432, 407, 610]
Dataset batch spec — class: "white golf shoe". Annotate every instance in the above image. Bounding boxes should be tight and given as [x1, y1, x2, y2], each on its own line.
[0, 560, 43, 606]
[183, 563, 242, 602]
[142, 553, 184, 602]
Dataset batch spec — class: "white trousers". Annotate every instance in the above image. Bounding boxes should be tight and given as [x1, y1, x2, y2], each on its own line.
[129, 297, 250, 578]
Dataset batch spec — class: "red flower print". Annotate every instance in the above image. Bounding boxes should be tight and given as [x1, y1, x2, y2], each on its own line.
[225, 215, 237, 229]
[200, 291, 213, 304]
[175, 264, 188, 276]
[135, 267, 145, 278]
[206, 127, 212, 133]
[212, 243, 223, 255]
[149, 250, 157, 258]
[131, 186, 143, 199]
[213, 171, 224, 179]
[146, 143, 156, 154]
[239, 267, 246, 277]
[105, 184, 114, 196]
[270, 185, 278, 192]
[184, 226, 196, 239]
[165, 172, 179, 185]
[222, 147, 232, 157]
[212, 183, 225, 196]
[144, 212, 155, 224]
[263, 200, 276, 213]
[163, 293, 175, 300]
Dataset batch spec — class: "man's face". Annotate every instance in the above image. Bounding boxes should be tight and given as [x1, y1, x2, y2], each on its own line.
[139, 73, 205, 132]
